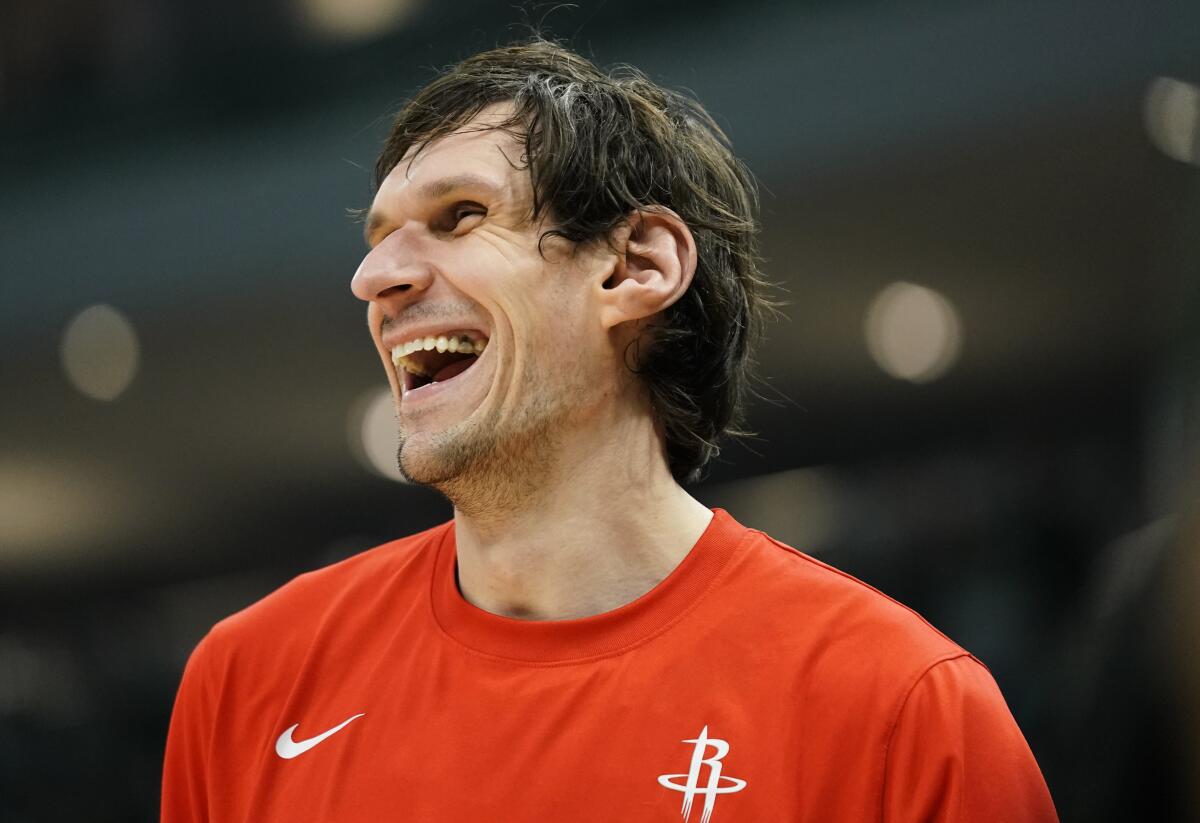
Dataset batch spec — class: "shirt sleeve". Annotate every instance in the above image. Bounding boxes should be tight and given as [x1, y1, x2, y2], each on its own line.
[881, 654, 1059, 823]
[161, 632, 220, 823]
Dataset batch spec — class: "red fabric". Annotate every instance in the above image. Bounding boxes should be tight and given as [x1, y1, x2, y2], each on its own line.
[880, 655, 1057, 823]
[162, 509, 1058, 822]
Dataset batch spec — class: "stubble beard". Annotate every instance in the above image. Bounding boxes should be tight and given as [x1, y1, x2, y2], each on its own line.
[395, 386, 562, 519]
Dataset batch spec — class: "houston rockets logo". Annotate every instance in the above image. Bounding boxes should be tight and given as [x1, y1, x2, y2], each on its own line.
[656, 726, 747, 823]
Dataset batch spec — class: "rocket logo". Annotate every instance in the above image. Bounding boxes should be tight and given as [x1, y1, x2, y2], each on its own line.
[656, 726, 747, 823]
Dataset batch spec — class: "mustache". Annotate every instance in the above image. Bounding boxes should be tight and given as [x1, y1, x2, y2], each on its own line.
[381, 302, 483, 333]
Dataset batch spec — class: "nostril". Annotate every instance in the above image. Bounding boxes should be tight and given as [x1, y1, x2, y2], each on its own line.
[378, 284, 412, 297]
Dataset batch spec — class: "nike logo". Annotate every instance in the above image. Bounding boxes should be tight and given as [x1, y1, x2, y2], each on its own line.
[275, 713, 365, 759]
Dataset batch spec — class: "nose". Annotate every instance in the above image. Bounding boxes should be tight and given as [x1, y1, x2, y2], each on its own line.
[351, 229, 435, 307]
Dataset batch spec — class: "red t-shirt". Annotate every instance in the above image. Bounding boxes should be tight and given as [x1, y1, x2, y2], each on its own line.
[162, 509, 1058, 822]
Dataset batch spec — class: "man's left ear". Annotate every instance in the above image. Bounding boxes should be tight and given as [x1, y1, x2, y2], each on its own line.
[597, 208, 698, 330]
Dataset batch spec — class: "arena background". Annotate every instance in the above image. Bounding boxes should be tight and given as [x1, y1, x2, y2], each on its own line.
[2, 0, 1199, 819]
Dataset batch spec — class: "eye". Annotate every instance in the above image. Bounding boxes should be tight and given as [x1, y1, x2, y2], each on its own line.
[444, 201, 486, 233]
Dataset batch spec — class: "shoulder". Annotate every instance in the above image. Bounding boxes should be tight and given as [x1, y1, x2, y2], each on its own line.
[742, 527, 964, 655]
[705, 523, 1002, 759]
[882, 656, 1058, 820]
[199, 521, 451, 662]
[716, 523, 974, 697]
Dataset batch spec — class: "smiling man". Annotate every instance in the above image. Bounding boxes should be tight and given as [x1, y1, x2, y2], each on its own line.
[162, 40, 1058, 822]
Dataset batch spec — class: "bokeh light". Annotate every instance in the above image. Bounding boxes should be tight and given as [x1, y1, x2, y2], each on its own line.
[0, 458, 140, 560]
[347, 386, 406, 482]
[295, 0, 423, 43]
[59, 304, 140, 401]
[864, 281, 962, 383]
[704, 468, 841, 553]
[1144, 76, 1200, 166]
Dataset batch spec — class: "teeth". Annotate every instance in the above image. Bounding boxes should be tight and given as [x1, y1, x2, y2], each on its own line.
[389, 333, 490, 375]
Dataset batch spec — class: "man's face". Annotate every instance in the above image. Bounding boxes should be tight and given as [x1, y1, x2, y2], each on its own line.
[352, 107, 616, 500]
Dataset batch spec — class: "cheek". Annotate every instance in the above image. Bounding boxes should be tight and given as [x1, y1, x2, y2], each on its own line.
[365, 301, 383, 331]
[543, 301, 607, 375]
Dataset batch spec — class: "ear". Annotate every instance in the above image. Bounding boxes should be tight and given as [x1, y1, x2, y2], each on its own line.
[597, 208, 698, 330]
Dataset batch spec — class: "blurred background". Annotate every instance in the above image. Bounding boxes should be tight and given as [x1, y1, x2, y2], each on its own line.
[2, 0, 1199, 819]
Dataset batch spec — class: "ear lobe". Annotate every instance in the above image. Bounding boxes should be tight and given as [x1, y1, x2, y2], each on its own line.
[598, 208, 698, 330]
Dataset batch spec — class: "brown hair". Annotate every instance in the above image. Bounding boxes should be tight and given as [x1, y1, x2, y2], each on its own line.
[374, 38, 775, 483]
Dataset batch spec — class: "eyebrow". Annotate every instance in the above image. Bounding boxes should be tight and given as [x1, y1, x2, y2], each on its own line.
[363, 173, 502, 246]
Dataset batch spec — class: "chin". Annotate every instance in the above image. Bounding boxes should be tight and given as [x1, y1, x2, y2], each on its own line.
[400, 412, 560, 516]
[396, 441, 455, 487]
[396, 422, 487, 487]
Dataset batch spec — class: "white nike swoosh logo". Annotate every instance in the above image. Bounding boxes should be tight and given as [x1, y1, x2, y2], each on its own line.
[275, 713, 365, 759]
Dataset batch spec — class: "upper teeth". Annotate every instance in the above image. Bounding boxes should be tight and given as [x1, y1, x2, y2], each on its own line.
[390, 334, 488, 371]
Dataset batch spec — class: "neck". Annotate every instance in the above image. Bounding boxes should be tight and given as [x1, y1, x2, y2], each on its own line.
[450, 410, 713, 621]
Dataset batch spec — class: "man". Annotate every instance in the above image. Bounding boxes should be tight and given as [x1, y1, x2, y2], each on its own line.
[162, 40, 1058, 822]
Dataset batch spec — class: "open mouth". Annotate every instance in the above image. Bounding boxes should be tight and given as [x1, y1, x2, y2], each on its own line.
[390, 333, 488, 394]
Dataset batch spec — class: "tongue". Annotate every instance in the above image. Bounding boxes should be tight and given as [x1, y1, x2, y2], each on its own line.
[433, 356, 476, 383]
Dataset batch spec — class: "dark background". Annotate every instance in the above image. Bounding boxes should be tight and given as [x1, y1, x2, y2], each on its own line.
[2, 0, 1199, 820]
